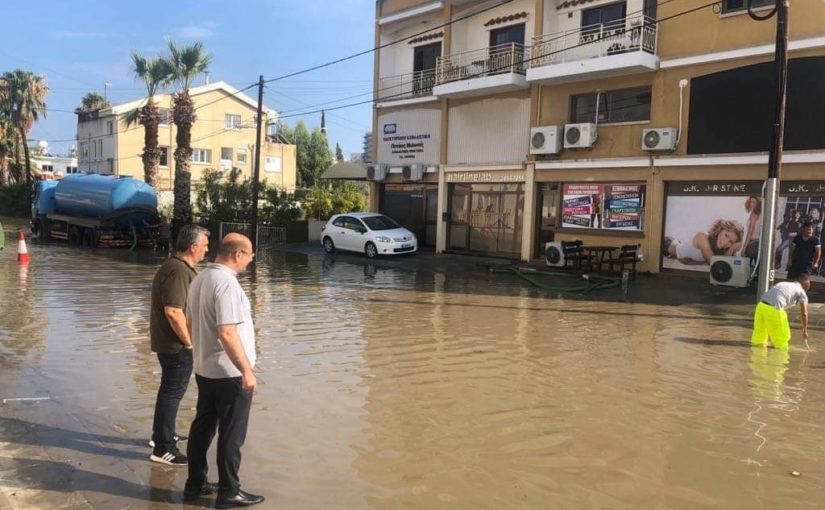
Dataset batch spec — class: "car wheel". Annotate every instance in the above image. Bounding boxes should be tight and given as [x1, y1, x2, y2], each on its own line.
[365, 242, 378, 259]
[323, 236, 335, 254]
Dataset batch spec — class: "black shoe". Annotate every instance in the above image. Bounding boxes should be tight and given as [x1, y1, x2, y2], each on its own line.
[148, 433, 188, 448]
[215, 489, 265, 508]
[149, 447, 188, 466]
[183, 482, 219, 502]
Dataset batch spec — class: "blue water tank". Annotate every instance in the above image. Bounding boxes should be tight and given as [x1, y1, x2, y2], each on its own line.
[54, 174, 158, 218]
[35, 180, 60, 216]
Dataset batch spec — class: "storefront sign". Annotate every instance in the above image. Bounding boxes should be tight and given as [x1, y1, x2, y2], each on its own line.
[663, 180, 825, 281]
[377, 110, 441, 165]
[666, 181, 762, 195]
[561, 183, 645, 231]
[445, 171, 525, 183]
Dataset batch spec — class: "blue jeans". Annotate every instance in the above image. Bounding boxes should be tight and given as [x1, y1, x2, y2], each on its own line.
[151, 348, 193, 451]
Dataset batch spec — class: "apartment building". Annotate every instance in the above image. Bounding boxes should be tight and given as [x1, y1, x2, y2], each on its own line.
[76, 81, 297, 192]
[367, 0, 825, 278]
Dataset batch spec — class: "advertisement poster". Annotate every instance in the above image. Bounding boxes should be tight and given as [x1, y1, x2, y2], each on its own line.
[562, 183, 645, 231]
[662, 181, 825, 281]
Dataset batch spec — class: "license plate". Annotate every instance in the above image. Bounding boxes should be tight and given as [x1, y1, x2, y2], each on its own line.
[402, 243, 413, 249]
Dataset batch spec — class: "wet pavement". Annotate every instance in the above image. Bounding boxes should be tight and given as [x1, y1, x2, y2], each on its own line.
[2, 217, 825, 509]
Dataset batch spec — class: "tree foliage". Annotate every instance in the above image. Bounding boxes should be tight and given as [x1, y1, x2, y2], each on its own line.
[335, 143, 344, 162]
[75, 92, 110, 114]
[301, 181, 366, 221]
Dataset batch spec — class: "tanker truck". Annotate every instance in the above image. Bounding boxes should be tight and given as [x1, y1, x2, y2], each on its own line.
[31, 174, 160, 248]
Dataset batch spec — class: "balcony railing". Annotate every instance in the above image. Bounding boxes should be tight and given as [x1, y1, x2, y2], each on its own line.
[436, 43, 529, 85]
[378, 69, 437, 101]
[530, 15, 657, 68]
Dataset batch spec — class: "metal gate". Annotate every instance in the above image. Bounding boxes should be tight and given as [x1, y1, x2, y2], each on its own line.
[218, 222, 286, 252]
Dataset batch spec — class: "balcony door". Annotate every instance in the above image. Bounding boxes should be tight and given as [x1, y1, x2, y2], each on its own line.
[488, 24, 525, 75]
[413, 42, 440, 95]
[581, 2, 626, 41]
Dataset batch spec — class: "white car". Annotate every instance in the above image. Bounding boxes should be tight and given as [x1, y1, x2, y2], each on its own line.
[321, 212, 417, 258]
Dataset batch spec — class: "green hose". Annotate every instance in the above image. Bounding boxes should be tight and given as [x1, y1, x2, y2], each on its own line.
[489, 266, 622, 293]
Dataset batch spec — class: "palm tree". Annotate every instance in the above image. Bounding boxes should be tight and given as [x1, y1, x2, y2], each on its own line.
[0, 118, 15, 187]
[165, 40, 212, 236]
[126, 54, 172, 189]
[0, 70, 48, 210]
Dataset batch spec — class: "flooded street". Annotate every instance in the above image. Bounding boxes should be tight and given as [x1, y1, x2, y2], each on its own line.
[2, 221, 825, 509]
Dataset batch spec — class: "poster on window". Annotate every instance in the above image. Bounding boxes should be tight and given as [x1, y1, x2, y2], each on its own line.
[662, 181, 825, 281]
[562, 183, 645, 230]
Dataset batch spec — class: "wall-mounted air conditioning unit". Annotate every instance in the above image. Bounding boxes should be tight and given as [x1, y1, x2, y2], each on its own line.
[366, 164, 389, 182]
[642, 128, 679, 151]
[564, 123, 597, 149]
[709, 256, 750, 287]
[529, 126, 563, 155]
[403, 163, 425, 181]
[545, 242, 565, 267]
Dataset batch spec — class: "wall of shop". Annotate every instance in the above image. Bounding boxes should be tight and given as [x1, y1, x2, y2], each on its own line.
[448, 93, 530, 165]
[377, 106, 442, 166]
[450, 0, 535, 54]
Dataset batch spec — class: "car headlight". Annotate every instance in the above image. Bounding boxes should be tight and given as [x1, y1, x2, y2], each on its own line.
[376, 236, 392, 243]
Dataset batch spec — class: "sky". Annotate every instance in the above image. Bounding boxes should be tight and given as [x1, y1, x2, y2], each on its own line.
[0, 0, 376, 159]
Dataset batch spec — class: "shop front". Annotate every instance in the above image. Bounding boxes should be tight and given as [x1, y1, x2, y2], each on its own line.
[380, 182, 439, 247]
[444, 169, 526, 258]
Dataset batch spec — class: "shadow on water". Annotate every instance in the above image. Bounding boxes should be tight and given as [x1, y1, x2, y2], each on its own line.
[0, 417, 147, 461]
[673, 336, 754, 348]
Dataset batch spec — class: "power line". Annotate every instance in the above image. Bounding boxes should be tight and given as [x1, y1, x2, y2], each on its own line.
[262, 0, 517, 85]
[276, 0, 721, 120]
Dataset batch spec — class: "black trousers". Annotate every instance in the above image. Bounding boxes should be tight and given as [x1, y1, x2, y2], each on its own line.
[186, 374, 252, 494]
[151, 349, 193, 451]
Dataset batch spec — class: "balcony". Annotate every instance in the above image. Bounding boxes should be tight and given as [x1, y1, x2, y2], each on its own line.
[527, 16, 659, 85]
[377, 69, 438, 107]
[433, 43, 530, 98]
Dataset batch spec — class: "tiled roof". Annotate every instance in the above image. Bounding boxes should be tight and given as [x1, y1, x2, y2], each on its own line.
[557, 0, 598, 10]
[483, 11, 528, 27]
[408, 31, 444, 45]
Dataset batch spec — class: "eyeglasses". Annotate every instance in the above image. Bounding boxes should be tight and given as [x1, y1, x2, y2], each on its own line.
[238, 249, 255, 259]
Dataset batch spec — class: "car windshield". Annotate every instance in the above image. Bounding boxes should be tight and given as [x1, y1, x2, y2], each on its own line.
[362, 215, 400, 231]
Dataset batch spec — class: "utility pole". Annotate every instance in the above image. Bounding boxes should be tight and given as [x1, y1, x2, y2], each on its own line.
[756, 0, 790, 299]
[250, 75, 264, 252]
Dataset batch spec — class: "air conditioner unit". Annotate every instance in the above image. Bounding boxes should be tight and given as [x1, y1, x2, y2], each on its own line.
[564, 123, 597, 149]
[529, 126, 563, 155]
[366, 164, 388, 182]
[642, 128, 679, 151]
[403, 163, 425, 181]
[709, 256, 750, 287]
[545, 242, 565, 267]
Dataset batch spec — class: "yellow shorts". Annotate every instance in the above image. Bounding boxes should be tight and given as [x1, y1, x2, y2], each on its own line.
[751, 302, 791, 349]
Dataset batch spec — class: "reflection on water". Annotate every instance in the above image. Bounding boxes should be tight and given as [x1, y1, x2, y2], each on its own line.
[1, 230, 825, 509]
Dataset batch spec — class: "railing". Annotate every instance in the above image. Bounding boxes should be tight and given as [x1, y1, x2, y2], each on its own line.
[219, 222, 286, 252]
[436, 43, 529, 85]
[378, 69, 437, 101]
[530, 15, 657, 68]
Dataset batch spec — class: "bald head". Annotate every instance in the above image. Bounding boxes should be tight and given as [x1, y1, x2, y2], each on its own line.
[217, 233, 252, 259]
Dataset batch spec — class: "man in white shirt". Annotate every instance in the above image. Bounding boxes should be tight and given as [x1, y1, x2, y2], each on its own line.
[752, 273, 811, 350]
[184, 233, 264, 508]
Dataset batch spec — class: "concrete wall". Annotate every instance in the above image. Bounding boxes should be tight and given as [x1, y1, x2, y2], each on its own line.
[448, 93, 531, 165]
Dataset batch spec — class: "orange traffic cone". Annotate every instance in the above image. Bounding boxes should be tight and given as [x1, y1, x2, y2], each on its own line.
[17, 231, 30, 265]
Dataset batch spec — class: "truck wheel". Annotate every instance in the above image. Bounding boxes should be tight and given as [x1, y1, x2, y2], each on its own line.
[68, 227, 81, 247]
[33, 219, 46, 240]
[82, 229, 97, 248]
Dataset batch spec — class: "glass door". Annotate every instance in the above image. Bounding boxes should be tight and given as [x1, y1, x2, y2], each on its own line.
[448, 184, 471, 250]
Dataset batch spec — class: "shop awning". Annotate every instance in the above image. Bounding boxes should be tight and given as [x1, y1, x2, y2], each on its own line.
[321, 162, 368, 180]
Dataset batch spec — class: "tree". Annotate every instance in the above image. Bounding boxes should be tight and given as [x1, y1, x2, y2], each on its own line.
[0, 118, 15, 186]
[335, 142, 344, 162]
[75, 92, 110, 115]
[293, 121, 311, 187]
[126, 54, 172, 190]
[165, 40, 212, 238]
[307, 127, 333, 187]
[0, 69, 48, 210]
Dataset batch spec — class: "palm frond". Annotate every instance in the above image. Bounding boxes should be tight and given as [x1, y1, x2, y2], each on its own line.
[166, 39, 212, 90]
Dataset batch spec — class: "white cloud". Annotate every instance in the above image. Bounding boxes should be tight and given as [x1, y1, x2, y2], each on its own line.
[174, 23, 216, 39]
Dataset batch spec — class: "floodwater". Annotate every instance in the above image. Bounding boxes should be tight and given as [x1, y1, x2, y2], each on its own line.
[1, 219, 825, 509]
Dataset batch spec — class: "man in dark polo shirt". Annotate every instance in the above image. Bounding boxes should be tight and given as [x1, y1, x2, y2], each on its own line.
[149, 224, 210, 466]
[788, 221, 821, 279]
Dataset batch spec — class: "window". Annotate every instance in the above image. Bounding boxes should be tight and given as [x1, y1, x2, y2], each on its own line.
[571, 86, 652, 124]
[92, 140, 97, 159]
[43, 164, 54, 172]
[107, 121, 113, 135]
[722, 0, 772, 13]
[236, 148, 247, 164]
[489, 23, 525, 47]
[220, 147, 233, 161]
[107, 158, 114, 174]
[561, 183, 645, 231]
[191, 148, 211, 164]
[265, 156, 281, 173]
[225, 114, 242, 130]
[159, 146, 169, 167]
[158, 109, 171, 126]
[98, 140, 103, 158]
[332, 216, 347, 228]
[81, 142, 89, 159]
[581, 2, 627, 39]
[346, 218, 366, 231]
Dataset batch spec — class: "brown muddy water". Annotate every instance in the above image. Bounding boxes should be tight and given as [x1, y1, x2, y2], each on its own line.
[1, 219, 825, 509]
